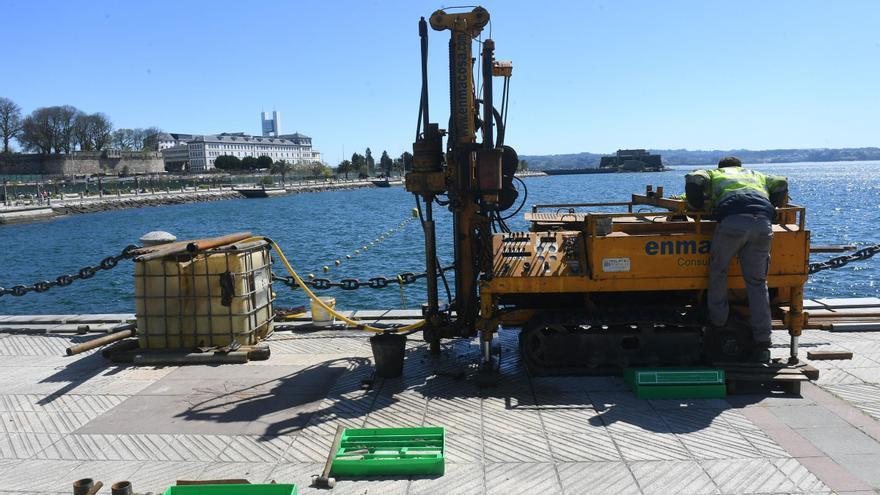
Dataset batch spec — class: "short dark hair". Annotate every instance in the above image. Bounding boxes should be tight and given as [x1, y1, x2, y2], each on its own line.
[718, 156, 742, 168]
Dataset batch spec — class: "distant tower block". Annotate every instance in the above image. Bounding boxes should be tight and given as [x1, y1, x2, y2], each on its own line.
[261, 110, 281, 137]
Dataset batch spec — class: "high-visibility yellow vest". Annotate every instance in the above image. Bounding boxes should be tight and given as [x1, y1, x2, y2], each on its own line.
[686, 167, 787, 210]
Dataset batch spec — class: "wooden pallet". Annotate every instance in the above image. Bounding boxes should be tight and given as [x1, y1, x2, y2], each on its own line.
[714, 359, 819, 395]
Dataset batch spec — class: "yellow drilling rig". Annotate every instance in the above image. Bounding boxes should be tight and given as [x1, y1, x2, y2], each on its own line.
[405, 7, 809, 376]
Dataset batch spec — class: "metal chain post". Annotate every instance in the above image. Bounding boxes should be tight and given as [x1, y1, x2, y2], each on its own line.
[808, 244, 880, 274]
[271, 265, 454, 291]
[0, 245, 139, 298]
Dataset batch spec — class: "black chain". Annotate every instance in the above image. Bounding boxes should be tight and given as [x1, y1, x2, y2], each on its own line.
[0, 245, 139, 298]
[809, 243, 880, 274]
[272, 265, 452, 291]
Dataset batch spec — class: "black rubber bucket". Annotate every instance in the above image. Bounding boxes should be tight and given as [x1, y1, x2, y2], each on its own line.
[370, 333, 406, 378]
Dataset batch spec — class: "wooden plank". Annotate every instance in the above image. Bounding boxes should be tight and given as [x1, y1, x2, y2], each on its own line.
[807, 350, 853, 360]
[816, 297, 880, 309]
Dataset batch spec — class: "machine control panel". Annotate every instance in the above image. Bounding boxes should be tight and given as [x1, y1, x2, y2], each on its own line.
[492, 231, 584, 278]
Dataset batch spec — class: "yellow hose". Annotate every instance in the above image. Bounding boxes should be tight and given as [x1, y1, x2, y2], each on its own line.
[266, 238, 425, 333]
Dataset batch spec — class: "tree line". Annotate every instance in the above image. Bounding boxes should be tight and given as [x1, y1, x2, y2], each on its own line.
[0, 96, 160, 154]
[213, 155, 332, 181]
[336, 148, 413, 179]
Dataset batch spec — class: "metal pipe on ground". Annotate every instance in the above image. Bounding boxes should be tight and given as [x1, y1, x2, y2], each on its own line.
[73, 478, 95, 495]
[111, 481, 133, 495]
[246, 343, 271, 361]
[101, 338, 140, 358]
[66, 327, 135, 356]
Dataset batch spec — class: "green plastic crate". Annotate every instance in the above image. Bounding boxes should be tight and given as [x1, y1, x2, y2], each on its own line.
[330, 427, 445, 477]
[163, 484, 296, 495]
[624, 368, 727, 399]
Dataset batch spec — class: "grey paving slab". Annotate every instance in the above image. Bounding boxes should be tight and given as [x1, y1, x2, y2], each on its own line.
[590, 391, 654, 410]
[482, 410, 543, 435]
[770, 457, 831, 493]
[67, 460, 145, 489]
[677, 427, 763, 460]
[796, 425, 880, 456]
[298, 412, 365, 436]
[770, 405, 852, 429]
[363, 410, 424, 429]
[0, 459, 83, 492]
[195, 461, 276, 484]
[547, 432, 620, 462]
[659, 407, 729, 433]
[217, 435, 294, 463]
[702, 458, 792, 494]
[815, 368, 863, 385]
[556, 461, 640, 495]
[628, 460, 719, 495]
[283, 434, 333, 463]
[829, 454, 880, 488]
[329, 477, 411, 495]
[856, 402, 880, 421]
[423, 410, 481, 436]
[847, 367, 880, 383]
[126, 461, 210, 493]
[409, 463, 482, 495]
[484, 462, 561, 495]
[0, 432, 61, 459]
[483, 434, 553, 463]
[264, 462, 324, 493]
[613, 431, 691, 461]
[539, 407, 600, 433]
[738, 428, 795, 458]
[425, 395, 481, 413]
[796, 455, 874, 492]
[598, 407, 672, 434]
[444, 434, 483, 463]
[0, 411, 91, 434]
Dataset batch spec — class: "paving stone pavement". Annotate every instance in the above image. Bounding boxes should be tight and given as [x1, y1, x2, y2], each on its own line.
[1, 327, 879, 493]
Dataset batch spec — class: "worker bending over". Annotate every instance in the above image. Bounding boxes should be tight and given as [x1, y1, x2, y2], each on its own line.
[685, 156, 788, 360]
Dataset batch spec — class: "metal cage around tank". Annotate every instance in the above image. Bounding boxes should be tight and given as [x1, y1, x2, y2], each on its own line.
[133, 239, 275, 349]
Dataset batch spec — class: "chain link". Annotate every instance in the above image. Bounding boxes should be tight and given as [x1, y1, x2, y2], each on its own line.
[272, 265, 454, 291]
[809, 243, 880, 274]
[0, 244, 139, 298]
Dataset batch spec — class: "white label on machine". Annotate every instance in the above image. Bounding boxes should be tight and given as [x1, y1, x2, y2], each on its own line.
[602, 257, 631, 272]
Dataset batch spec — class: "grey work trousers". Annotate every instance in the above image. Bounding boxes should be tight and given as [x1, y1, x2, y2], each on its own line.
[708, 213, 773, 343]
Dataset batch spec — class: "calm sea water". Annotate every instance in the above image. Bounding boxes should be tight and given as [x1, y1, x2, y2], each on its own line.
[1, 161, 878, 315]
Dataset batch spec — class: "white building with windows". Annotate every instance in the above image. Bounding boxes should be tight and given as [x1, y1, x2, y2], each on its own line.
[153, 112, 322, 172]
[187, 132, 322, 172]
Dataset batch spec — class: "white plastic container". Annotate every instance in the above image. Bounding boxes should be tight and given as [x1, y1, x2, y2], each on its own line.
[134, 240, 274, 349]
[310, 297, 336, 327]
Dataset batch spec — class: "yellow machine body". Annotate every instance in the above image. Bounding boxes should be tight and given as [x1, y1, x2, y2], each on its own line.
[476, 190, 810, 371]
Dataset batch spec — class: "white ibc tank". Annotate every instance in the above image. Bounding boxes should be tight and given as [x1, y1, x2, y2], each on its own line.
[134, 240, 274, 349]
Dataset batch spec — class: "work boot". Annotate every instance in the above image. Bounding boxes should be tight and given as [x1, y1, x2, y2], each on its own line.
[751, 340, 772, 363]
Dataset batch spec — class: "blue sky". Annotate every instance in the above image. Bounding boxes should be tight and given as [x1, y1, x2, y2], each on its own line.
[4, 0, 879, 163]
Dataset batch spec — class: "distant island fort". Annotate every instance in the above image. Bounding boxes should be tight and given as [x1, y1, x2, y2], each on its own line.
[543, 149, 666, 175]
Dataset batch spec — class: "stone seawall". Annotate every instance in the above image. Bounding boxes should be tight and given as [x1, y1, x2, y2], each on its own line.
[1, 179, 402, 225]
[0, 152, 165, 176]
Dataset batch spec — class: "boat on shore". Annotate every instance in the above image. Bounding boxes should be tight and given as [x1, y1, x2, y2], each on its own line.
[234, 185, 287, 198]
